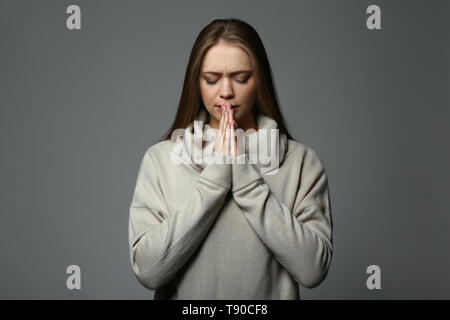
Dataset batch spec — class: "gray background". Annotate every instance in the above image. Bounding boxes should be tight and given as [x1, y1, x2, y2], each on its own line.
[1, 0, 449, 299]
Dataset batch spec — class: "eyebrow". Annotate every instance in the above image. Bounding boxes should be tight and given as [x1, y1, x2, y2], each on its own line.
[201, 70, 252, 76]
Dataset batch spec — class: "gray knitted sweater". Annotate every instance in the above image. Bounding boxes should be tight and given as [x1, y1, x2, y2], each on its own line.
[128, 109, 333, 299]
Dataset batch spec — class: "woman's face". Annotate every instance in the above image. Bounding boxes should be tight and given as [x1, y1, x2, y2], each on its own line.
[199, 40, 257, 130]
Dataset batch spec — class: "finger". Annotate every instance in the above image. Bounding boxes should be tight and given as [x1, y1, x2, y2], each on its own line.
[225, 122, 230, 156]
[221, 104, 228, 134]
[224, 104, 231, 154]
[221, 106, 227, 151]
[230, 123, 236, 158]
[223, 105, 228, 127]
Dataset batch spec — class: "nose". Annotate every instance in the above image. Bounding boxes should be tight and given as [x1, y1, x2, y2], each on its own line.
[219, 78, 234, 100]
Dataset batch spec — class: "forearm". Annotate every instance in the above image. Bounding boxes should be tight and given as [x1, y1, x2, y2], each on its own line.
[232, 161, 333, 288]
[130, 162, 231, 290]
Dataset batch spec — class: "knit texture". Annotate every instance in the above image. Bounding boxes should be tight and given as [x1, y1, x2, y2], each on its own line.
[128, 109, 333, 299]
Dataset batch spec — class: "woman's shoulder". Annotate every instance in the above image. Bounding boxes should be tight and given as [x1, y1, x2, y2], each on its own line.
[142, 139, 175, 163]
[286, 139, 328, 170]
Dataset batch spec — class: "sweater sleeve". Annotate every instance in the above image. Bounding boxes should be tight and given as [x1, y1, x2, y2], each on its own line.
[231, 149, 333, 289]
[128, 150, 232, 290]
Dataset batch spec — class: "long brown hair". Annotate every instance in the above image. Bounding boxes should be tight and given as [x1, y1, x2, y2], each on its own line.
[160, 18, 294, 142]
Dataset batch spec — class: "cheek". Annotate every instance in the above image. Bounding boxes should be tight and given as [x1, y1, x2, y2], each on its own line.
[238, 84, 257, 103]
[199, 84, 220, 117]
[199, 84, 217, 101]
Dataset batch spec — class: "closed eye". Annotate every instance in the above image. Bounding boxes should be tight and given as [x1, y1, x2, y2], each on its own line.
[206, 80, 217, 85]
[236, 78, 249, 84]
[205, 78, 250, 86]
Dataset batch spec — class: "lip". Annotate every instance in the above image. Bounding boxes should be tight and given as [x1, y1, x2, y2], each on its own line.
[215, 104, 239, 110]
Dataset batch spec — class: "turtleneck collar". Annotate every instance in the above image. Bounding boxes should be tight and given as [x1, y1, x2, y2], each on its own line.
[170, 108, 288, 175]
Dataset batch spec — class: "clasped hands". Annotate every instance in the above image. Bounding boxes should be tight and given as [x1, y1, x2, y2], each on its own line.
[212, 104, 240, 159]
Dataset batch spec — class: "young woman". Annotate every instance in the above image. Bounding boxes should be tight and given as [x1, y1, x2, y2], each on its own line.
[128, 18, 333, 300]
